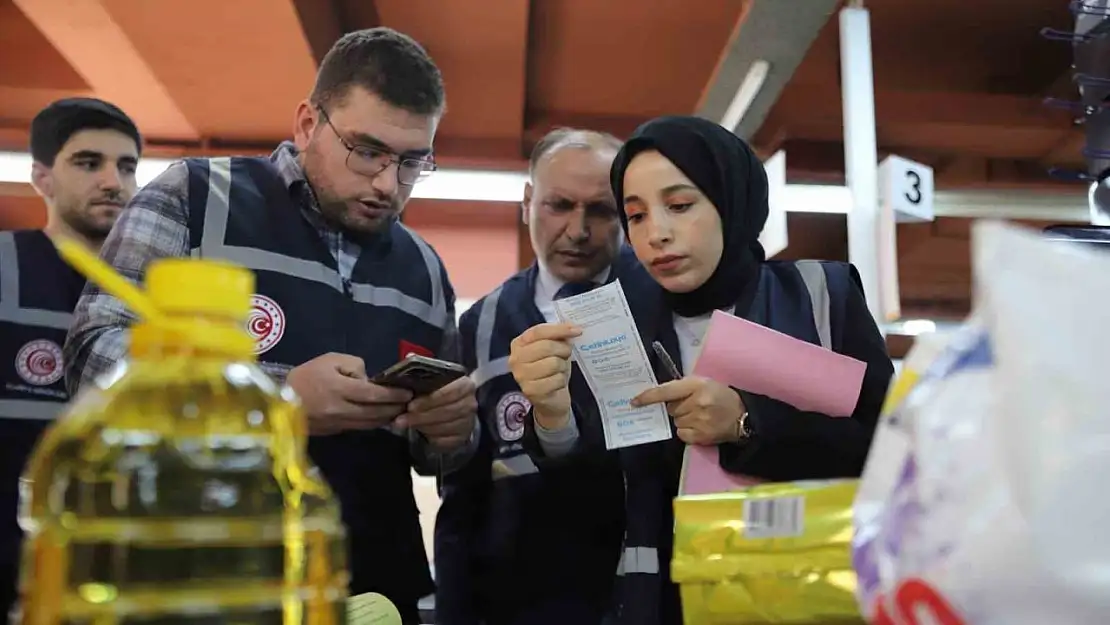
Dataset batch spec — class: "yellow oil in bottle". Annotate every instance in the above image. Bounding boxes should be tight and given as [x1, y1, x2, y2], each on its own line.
[16, 257, 349, 625]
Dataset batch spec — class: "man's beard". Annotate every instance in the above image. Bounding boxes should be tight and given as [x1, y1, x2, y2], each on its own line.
[63, 202, 119, 242]
[316, 194, 401, 236]
[302, 142, 400, 236]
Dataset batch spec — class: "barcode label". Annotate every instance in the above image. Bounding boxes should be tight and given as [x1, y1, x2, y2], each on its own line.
[742, 496, 805, 539]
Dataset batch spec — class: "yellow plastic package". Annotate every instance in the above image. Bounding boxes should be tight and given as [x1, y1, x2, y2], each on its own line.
[672, 479, 863, 625]
[17, 242, 348, 625]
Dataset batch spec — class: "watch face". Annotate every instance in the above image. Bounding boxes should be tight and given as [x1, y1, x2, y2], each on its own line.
[739, 412, 753, 438]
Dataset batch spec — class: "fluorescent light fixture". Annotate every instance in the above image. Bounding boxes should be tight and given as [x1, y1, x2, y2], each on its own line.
[1, 151, 1091, 220]
[410, 169, 527, 202]
[0, 151, 174, 189]
[883, 318, 965, 336]
[10, 149, 1078, 220]
[0, 150, 530, 204]
[0, 148, 848, 210]
[761, 150, 789, 257]
[899, 319, 937, 336]
[780, 184, 852, 214]
[720, 59, 771, 132]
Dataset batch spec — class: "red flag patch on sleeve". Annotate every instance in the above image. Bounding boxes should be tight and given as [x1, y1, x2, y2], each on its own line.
[400, 340, 433, 360]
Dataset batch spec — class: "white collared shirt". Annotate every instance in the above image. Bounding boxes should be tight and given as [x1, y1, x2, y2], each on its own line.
[533, 265, 612, 324]
[672, 306, 736, 375]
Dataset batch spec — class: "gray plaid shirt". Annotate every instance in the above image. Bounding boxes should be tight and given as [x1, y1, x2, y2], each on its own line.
[63, 142, 475, 474]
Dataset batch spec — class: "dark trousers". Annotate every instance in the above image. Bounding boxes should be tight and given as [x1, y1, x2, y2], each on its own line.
[397, 601, 421, 625]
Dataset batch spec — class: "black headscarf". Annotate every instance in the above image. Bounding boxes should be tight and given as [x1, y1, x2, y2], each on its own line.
[610, 116, 769, 318]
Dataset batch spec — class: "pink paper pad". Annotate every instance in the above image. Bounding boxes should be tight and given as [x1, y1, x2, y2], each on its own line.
[692, 310, 866, 418]
[680, 445, 762, 495]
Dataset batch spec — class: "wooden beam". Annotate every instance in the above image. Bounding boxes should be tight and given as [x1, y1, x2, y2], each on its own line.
[291, 0, 345, 64]
[381, 0, 530, 161]
[779, 139, 1081, 190]
[0, 182, 37, 198]
[0, 87, 97, 131]
[523, 112, 649, 148]
[1041, 123, 1086, 167]
[693, 0, 754, 114]
[335, 0, 380, 31]
[12, 0, 198, 140]
[772, 88, 1075, 160]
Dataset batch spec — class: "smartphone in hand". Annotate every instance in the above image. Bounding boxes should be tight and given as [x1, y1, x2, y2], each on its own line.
[371, 354, 467, 395]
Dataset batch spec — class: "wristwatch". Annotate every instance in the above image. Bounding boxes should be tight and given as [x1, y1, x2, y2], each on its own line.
[735, 410, 753, 441]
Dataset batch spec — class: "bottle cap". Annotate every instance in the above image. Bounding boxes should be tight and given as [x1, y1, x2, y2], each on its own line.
[145, 259, 254, 320]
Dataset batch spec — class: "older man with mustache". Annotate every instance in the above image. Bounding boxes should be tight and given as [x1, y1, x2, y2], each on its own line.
[434, 128, 660, 625]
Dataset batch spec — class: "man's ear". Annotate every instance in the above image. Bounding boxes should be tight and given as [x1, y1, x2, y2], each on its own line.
[292, 100, 319, 151]
[30, 162, 53, 200]
[521, 182, 533, 225]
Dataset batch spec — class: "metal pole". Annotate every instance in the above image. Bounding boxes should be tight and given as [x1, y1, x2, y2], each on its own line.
[839, 4, 885, 324]
[1090, 181, 1110, 225]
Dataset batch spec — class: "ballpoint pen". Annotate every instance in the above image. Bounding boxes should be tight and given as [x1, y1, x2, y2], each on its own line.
[651, 340, 682, 382]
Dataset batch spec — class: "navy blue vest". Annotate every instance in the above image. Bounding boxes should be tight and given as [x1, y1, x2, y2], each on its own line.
[183, 156, 453, 605]
[0, 230, 86, 615]
[435, 248, 655, 625]
[603, 260, 867, 625]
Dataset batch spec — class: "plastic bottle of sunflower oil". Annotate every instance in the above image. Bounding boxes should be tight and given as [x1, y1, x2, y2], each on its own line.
[16, 245, 349, 625]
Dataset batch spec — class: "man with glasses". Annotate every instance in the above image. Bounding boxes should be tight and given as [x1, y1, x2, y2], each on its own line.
[64, 28, 478, 624]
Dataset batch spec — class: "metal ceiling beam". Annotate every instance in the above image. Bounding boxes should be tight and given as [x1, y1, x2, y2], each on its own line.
[696, 0, 840, 140]
[772, 88, 1076, 160]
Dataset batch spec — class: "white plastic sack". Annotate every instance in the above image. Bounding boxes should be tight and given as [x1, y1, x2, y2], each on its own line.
[852, 221, 1110, 625]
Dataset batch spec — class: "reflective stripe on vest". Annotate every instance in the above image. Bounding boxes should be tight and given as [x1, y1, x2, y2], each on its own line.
[0, 399, 62, 421]
[615, 546, 659, 576]
[0, 232, 71, 421]
[194, 157, 449, 329]
[470, 286, 510, 388]
[795, 260, 832, 350]
[491, 453, 540, 481]
[468, 286, 540, 481]
[0, 232, 71, 329]
[614, 262, 835, 580]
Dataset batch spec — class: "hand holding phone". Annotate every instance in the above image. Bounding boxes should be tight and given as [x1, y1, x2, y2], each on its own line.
[286, 353, 413, 435]
[379, 355, 478, 451]
[371, 354, 468, 395]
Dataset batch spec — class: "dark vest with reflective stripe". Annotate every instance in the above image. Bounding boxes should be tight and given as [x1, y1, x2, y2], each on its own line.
[183, 156, 451, 605]
[435, 247, 658, 625]
[0, 229, 86, 614]
[610, 260, 860, 625]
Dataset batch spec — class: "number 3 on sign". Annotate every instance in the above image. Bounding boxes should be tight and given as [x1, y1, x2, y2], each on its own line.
[879, 155, 935, 223]
[904, 170, 923, 205]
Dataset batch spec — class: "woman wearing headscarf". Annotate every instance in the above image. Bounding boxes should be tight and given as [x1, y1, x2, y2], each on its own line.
[507, 116, 893, 625]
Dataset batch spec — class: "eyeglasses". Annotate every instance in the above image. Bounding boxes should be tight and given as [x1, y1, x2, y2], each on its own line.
[317, 107, 437, 186]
